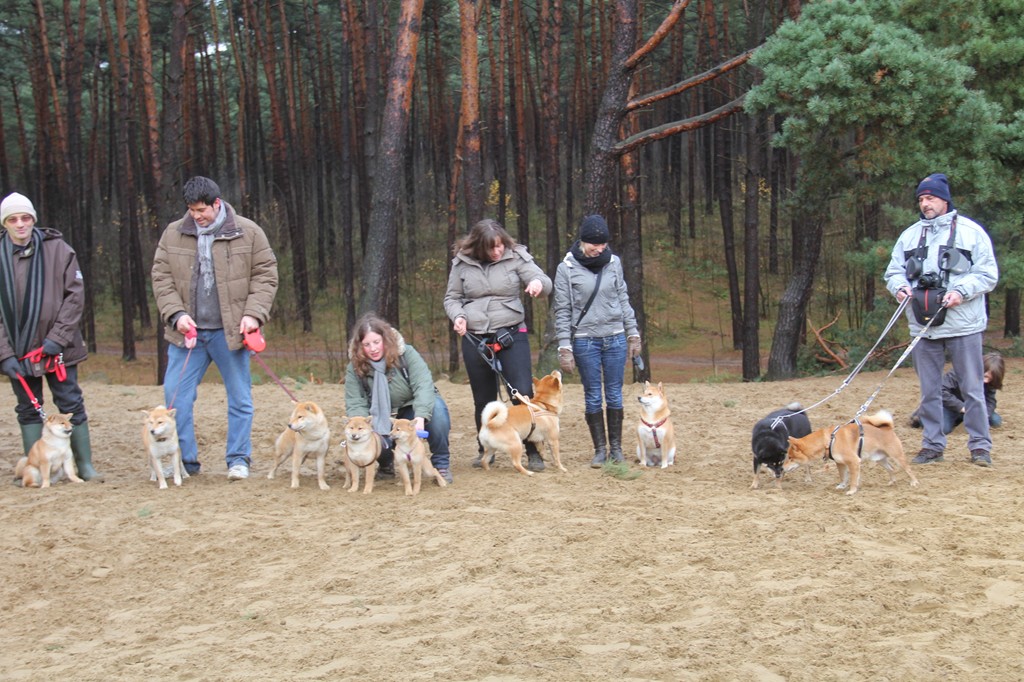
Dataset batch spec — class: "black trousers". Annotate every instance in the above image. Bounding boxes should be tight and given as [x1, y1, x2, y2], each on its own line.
[9, 364, 87, 425]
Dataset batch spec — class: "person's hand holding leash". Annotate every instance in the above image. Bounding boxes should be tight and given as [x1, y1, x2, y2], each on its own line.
[1, 356, 20, 379]
[452, 316, 467, 337]
[42, 338, 63, 357]
[943, 290, 964, 308]
[176, 314, 198, 349]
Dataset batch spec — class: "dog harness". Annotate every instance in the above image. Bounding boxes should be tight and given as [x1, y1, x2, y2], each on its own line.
[826, 419, 865, 461]
[641, 416, 668, 449]
[509, 388, 557, 441]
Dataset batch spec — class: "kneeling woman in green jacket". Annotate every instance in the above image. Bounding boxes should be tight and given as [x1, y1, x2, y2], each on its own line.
[344, 313, 453, 484]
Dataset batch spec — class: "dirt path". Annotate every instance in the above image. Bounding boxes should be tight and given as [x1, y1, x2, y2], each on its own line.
[2, 363, 1023, 680]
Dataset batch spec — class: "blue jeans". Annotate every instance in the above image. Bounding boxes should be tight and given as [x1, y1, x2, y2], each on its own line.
[164, 329, 253, 473]
[573, 334, 627, 415]
[395, 392, 451, 470]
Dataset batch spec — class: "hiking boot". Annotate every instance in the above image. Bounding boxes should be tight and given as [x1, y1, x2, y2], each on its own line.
[526, 450, 546, 472]
[375, 462, 395, 480]
[911, 449, 944, 465]
[970, 450, 992, 468]
[436, 468, 453, 485]
[227, 464, 250, 480]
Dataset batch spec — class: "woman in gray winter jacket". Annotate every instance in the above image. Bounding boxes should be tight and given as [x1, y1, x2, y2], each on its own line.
[444, 219, 551, 471]
[552, 215, 641, 468]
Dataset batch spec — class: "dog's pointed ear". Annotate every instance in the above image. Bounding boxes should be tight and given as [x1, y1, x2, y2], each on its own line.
[168, 408, 177, 418]
[533, 377, 539, 388]
[140, 409, 151, 417]
[657, 382, 664, 392]
[290, 399, 298, 406]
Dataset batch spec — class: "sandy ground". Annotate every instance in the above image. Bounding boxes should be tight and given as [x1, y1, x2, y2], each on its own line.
[2, 360, 1024, 681]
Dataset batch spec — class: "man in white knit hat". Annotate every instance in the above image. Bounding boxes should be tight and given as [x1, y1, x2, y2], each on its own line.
[0, 192, 101, 480]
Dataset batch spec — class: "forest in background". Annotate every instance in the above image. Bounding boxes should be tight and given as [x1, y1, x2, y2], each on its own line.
[1, 0, 1022, 383]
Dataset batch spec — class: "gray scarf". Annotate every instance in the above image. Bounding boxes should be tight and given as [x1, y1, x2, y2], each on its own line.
[197, 202, 227, 295]
[368, 358, 393, 435]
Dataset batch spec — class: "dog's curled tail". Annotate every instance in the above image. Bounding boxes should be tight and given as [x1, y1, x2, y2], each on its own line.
[481, 400, 509, 428]
[864, 410, 894, 429]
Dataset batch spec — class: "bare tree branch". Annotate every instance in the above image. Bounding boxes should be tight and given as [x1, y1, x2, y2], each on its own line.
[613, 95, 745, 155]
[628, 48, 754, 112]
[625, 0, 692, 70]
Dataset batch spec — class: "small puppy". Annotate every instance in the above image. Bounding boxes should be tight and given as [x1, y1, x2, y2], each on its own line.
[268, 401, 331, 490]
[15, 413, 82, 488]
[342, 416, 382, 494]
[478, 370, 565, 476]
[390, 418, 447, 495]
[636, 381, 676, 468]
[750, 403, 812, 489]
[783, 410, 919, 496]
[143, 405, 188, 489]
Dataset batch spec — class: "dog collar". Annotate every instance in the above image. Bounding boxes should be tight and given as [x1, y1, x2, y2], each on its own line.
[641, 416, 668, 449]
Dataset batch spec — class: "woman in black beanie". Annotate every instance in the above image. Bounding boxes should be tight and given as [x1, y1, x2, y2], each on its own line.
[552, 215, 641, 467]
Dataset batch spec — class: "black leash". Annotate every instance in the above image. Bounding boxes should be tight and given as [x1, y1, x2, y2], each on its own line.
[465, 331, 516, 402]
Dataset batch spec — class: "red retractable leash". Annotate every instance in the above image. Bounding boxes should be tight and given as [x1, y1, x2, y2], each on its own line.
[14, 344, 73, 419]
[166, 326, 197, 409]
[244, 328, 300, 402]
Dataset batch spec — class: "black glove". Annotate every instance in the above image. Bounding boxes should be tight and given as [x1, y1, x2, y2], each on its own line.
[42, 338, 63, 356]
[1, 356, 20, 379]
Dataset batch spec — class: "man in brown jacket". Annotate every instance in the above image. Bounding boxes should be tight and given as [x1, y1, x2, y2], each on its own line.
[152, 176, 278, 480]
[0, 192, 100, 480]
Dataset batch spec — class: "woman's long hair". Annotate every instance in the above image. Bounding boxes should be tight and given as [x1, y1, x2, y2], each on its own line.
[452, 218, 516, 262]
[348, 313, 401, 378]
[984, 352, 1005, 390]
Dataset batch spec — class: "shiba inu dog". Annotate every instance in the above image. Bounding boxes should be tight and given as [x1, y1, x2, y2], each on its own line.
[15, 413, 81, 488]
[142, 405, 188, 489]
[390, 418, 447, 495]
[783, 411, 919, 496]
[478, 370, 565, 476]
[636, 381, 676, 468]
[342, 416, 383, 493]
[750, 404, 812, 489]
[268, 401, 331, 490]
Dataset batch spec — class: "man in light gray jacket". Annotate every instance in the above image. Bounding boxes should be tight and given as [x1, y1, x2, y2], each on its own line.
[884, 173, 998, 467]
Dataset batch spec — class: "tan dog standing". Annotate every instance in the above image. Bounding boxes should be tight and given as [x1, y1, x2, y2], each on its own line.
[636, 381, 676, 468]
[143, 405, 188, 489]
[15, 413, 82, 488]
[783, 410, 919, 496]
[390, 418, 447, 495]
[342, 416, 382, 493]
[478, 370, 565, 476]
[268, 401, 331, 490]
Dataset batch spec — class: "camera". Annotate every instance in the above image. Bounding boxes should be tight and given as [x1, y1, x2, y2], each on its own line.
[917, 272, 942, 289]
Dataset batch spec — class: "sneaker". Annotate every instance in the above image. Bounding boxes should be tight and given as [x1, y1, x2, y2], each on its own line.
[227, 464, 250, 480]
[436, 468, 453, 485]
[911, 449, 944, 465]
[908, 411, 922, 429]
[970, 450, 992, 468]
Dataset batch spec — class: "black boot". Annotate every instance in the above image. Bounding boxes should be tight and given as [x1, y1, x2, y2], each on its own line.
[585, 412, 607, 468]
[606, 407, 625, 463]
[525, 441, 545, 472]
[376, 436, 395, 479]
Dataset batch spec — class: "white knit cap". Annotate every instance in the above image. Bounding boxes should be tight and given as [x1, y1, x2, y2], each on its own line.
[1, 192, 38, 225]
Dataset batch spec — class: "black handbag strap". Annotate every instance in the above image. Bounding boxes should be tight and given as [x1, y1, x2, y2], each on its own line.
[570, 266, 604, 342]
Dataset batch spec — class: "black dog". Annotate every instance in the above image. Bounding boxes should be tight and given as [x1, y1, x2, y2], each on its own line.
[750, 403, 812, 489]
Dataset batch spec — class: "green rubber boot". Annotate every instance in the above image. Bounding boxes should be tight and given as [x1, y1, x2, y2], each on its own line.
[70, 421, 103, 481]
[20, 422, 43, 455]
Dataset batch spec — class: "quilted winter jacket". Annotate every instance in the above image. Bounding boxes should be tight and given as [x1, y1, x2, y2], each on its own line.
[553, 250, 638, 347]
[151, 201, 278, 351]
